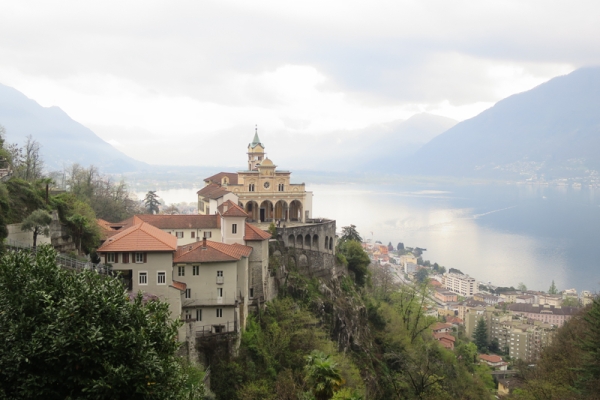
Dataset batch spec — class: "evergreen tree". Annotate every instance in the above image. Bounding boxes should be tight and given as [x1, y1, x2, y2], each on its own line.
[396, 242, 404, 251]
[339, 225, 362, 244]
[144, 190, 160, 214]
[549, 280, 558, 294]
[473, 317, 488, 353]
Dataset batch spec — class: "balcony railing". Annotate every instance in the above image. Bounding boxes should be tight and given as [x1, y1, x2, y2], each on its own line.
[194, 321, 238, 336]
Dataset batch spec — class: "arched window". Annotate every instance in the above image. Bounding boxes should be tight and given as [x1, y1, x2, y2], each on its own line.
[249, 183, 255, 192]
[278, 183, 285, 191]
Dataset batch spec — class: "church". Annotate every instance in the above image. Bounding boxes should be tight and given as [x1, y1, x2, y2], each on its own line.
[197, 129, 313, 223]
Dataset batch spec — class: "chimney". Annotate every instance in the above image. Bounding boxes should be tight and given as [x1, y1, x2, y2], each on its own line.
[202, 237, 207, 249]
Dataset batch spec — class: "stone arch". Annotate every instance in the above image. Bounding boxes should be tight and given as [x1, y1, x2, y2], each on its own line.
[297, 234, 303, 249]
[245, 201, 259, 222]
[274, 200, 289, 221]
[288, 234, 295, 247]
[298, 254, 309, 267]
[290, 200, 303, 222]
[312, 234, 319, 250]
[329, 237, 334, 251]
[325, 235, 329, 251]
[305, 234, 311, 250]
[260, 200, 274, 222]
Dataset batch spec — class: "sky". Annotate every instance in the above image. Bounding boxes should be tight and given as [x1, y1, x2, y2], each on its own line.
[1, 0, 598, 167]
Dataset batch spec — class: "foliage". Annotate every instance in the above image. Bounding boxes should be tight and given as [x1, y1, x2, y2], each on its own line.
[338, 225, 362, 245]
[4, 178, 46, 224]
[10, 135, 44, 182]
[20, 209, 52, 247]
[162, 204, 180, 215]
[268, 221, 277, 236]
[548, 280, 558, 294]
[415, 268, 429, 283]
[0, 246, 197, 399]
[52, 193, 100, 254]
[338, 240, 370, 287]
[145, 190, 161, 214]
[473, 317, 488, 353]
[448, 268, 463, 275]
[0, 183, 10, 249]
[561, 297, 581, 307]
[304, 351, 345, 400]
[517, 282, 527, 292]
[397, 242, 404, 251]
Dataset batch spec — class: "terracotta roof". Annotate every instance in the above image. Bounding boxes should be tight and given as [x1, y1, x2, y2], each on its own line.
[97, 222, 178, 252]
[438, 340, 454, 349]
[429, 279, 443, 287]
[479, 354, 503, 363]
[445, 316, 464, 325]
[431, 322, 453, 331]
[244, 223, 271, 241]
[217, 200, 248, 218]
[434, 333, 456, 342]
[97, 219, 121, 240]
[174, 240, 252, 263]
[171, 280, 187, 291]
[197, 183, 232, 199]
[204, 172, 238, 185]
[116, 214, 220, 230]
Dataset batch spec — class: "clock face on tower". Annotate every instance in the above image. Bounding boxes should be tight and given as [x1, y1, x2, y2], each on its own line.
[264, 182, 270, 189]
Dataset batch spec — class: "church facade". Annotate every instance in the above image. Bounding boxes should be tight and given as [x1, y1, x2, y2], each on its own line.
[197, 130, 313, 223]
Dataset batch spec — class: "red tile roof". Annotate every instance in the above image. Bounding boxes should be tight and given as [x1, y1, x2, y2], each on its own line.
[431, 322, 453, 332]
[203, 172, 238, 185]
[97, 222, 178, 252]
[171, 280, 187, 291]
[479, 354, 504, 363]
[244, 223, 271, 241]
[97, 219, 121, 240]
[174, 240, 252, 263]
[218, 200, 248, 218]
[197, 183, 232, 199]
[433, 333, 456, 342]
[116, 214, 220, 230]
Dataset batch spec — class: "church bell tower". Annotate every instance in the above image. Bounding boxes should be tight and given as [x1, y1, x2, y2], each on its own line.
[247, 126, 265, 171]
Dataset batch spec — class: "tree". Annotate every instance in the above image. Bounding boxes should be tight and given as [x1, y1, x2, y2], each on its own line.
[12, 135, 44, 182]
[473, 317, 488, 353]
[145, 190, 161, 214]
[0, 246, 201, 399]
[387, 242, 394, 252]
[339, 240, 370, 287]
[304, 351, 345, 400]
[517, 282, 527, 292]
[339, 225, 362, 244]
[549, 280, 558, 294]
[415, 268, 429, 284]
[562, 297, 581, 307]
[20, 209, 52, 248]
[163, 204, 179, 215]
[396, 242, 404, 251]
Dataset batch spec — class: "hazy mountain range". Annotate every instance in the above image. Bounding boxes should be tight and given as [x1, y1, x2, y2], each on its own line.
[0, 84, 146, 173]
[405, 67, 600, 179]
[2, 66, 600, 181]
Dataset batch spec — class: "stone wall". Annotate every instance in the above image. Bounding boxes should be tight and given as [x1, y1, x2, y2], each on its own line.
[272, 219, 343, 280]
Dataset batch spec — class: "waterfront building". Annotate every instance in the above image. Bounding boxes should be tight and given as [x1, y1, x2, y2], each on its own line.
[442, 272, 476, 297]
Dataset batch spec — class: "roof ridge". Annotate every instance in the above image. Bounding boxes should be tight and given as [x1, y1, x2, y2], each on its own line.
[140, 222, 178, 250]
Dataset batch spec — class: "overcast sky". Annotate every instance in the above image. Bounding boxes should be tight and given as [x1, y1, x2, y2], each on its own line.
[1, 0, 598, 166]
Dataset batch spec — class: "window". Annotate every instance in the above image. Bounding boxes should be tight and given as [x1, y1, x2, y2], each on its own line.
[217, 288, 223, 298]
[178, 266, 185, 276]
[216, 308, 223, 318]
[185, 309, 192, 321]
[122, 252, 129, 264]
[176, 231, 184, 238]
[157, 271, 166, 285]
[232, 224, 237, 234]
[106, 253, 115, 263]
[249, 183, 255, 192]
[191, 232, 195, 239]
[193, 265, 200, 275]
[250, 288, 254, 298]
[278, 183, 284, 191]
[217, 270, 223, 284]
[196, 309, 202, 321]
[185, 289, 191, 299]
[135, 252, 145, 263]
[139, 272, 148, 285]
[204, 231, 212, 239]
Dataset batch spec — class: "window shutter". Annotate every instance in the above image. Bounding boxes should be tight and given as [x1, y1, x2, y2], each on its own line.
[115, 253, 119, 263]
[123, 253, 129, 263]
[143, 252, 147, 263]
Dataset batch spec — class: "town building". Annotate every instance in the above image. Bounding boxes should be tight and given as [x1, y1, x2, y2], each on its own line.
[435, 288, 458, 303]
[442, 272, 476, 297]
[507, 303, 579, 327]
[478, 354, 508, 371]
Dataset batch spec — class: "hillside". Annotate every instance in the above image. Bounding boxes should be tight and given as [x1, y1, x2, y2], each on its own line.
[404, 67, 600, 179]
[0, 84, 147, 173]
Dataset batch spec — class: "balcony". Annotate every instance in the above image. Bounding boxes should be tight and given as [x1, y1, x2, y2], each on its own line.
[216, 276, 224, 284]
[195, 321, 238, 337]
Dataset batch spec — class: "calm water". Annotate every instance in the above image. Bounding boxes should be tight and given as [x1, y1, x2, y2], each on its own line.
[145, 183, 600, 293]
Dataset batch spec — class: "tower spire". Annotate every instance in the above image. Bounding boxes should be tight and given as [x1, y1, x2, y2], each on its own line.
[251, 124, 261, 147]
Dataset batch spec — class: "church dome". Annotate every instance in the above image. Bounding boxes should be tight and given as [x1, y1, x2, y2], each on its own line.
[260, 158, 274, 166]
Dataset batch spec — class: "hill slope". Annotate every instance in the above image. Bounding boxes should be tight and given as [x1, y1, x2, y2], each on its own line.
[405, 67, 600, 179]
[0, 84, 147, 173]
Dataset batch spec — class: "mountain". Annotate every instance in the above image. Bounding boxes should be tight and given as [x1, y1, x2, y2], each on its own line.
[0, 84, 147, 173]
[403, 67, 600, 179]
[269, 113, 457, 172]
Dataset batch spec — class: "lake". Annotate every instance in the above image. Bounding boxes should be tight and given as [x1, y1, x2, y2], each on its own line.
[143, 182, 600, 293]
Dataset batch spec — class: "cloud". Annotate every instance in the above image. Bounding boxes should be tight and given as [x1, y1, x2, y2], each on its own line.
[0, 0, 597, 165]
